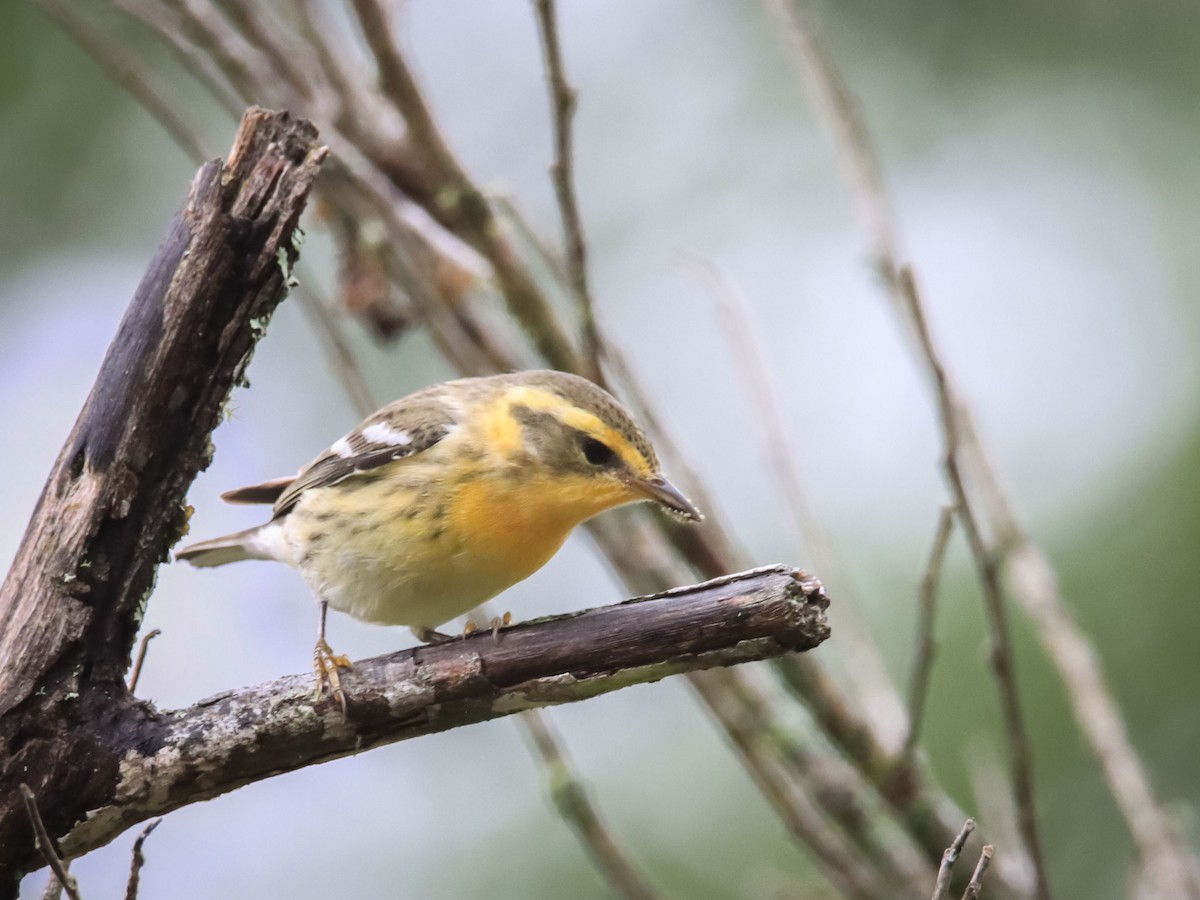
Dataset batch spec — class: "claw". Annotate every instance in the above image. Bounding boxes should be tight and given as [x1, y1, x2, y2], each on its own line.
[461, 620, 478, 638]
[489, 611, 513, 640]
[314, 637, 352, 716]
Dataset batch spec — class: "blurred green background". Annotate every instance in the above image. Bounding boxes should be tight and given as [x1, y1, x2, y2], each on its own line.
[4, 1, 1199, 897]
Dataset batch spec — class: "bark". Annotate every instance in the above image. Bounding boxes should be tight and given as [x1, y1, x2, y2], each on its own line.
[0, 107, 327, 891]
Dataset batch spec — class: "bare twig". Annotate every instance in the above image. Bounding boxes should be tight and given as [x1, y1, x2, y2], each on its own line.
[769, 2, 1060, 893]
[904, 506, 955, 760]
[690, 669, 894, 900]
[292, 278, 380, 417]
[533, 0, 604, 383]
[39, 870, 65, 900]
[209, 0, 314, 103]
[127, 628, 162, 694]
[124, 819, 162, 900]
[520, 710, 660, 900]
[931, 818, 975, 900]
[962, 845, 994, 900]
[20, 786, 81, 900]
[769, 0, 1200, 892]
[348, 0, 581, 371]
[37, 0, 212, 163]
[690, 254, 909, 751]
[111, 0, 246, 118]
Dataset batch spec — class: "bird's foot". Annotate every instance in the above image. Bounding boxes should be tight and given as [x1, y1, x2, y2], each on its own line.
[313, 637, 352, 716]
[489, 611, 513, 640]
[460, 612, 512, 640]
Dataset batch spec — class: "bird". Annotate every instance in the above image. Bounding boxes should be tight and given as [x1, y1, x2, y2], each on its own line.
[176, 369, 702, 709]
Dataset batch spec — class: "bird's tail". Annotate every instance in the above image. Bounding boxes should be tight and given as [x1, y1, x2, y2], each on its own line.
[175, 525, 277, 568]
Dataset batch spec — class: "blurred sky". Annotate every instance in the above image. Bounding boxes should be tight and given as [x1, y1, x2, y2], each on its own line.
[4, 1, 1200, 897]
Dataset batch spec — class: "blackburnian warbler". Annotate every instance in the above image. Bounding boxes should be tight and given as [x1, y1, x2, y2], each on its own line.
[177, 369, 701, 706]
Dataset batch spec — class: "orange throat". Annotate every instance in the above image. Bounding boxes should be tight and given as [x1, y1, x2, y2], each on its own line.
[449, 473, 636, 582]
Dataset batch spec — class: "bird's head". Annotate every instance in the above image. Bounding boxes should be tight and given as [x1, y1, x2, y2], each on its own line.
[474, 370, 703, 524]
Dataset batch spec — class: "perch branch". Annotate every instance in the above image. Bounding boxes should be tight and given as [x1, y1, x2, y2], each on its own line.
[57, 565, 829, 859]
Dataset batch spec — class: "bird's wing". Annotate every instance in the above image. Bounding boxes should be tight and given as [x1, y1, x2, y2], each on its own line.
[222, 390, 460, 517]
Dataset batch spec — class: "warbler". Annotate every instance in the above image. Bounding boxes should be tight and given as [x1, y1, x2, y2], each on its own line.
[177, 369, 702, 706]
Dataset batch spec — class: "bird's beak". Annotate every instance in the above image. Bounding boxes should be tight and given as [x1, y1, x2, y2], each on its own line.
[637, 475, 703, 522]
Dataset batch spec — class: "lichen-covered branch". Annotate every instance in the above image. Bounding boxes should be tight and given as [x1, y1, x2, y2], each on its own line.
[60, 566, 830, 860]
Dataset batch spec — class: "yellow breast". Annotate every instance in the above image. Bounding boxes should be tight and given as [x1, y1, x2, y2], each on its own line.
[448, 470, 637, 584]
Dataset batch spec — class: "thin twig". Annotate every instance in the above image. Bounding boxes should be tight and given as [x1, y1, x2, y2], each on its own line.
[931, 818, 975, 900]
[964, 737, 1034, 894]
[690, 669, 894, 900]
[904, 506, 955, 760]
[961, 845, 994, 900]
[493, 193, 571, 285]
[690, 254, 909, 752]
[769, 3, 1054, 894]
[770, 0, 1200, 892]
[20, 785, 81, 900]
[39, 869, 65, 900]
[37, 0, 212, 162]
[532, 0, 604, 383]
[127, 628, 162, 694]
[124, 819, 162, 900]
[348, 0, 581, 372]
[112, 0, 246, 118]
[209, 0, 315, 102]
[520, 709, 660, 900]
[292, 277, 380, 418]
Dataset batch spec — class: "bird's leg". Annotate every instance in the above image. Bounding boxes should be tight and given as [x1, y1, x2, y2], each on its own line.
[314, 600, 352, 715]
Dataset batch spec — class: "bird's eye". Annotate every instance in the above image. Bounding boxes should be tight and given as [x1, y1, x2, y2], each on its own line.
[581, 437, 615, 466]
